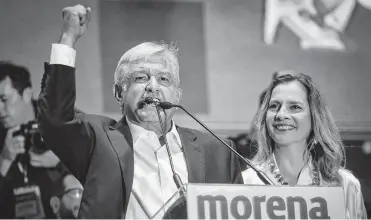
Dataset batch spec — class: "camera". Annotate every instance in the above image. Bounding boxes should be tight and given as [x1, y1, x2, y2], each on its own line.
[13, 120, 47, 152]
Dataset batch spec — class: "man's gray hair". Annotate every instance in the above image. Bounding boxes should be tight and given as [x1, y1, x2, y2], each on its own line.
[113, 41, 180, 95]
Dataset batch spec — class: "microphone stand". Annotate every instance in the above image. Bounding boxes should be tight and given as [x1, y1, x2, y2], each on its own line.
[155, 105, 186, 196]
[160, 102, 274, 185]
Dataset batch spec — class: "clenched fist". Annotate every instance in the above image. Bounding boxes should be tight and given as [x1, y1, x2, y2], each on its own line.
[59, 4, 91, 48]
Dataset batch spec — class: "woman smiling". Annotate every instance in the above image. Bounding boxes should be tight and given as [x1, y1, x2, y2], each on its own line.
[243, 71, 367, 219]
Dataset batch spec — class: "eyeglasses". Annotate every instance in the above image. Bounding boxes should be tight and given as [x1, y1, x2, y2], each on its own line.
[62, 188, 83, 199]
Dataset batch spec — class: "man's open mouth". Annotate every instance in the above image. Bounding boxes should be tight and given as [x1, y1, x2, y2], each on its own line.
[137, 97, 161, 109]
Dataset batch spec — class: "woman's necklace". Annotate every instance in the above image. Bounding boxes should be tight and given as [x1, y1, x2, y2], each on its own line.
[267, 156, 320, 186]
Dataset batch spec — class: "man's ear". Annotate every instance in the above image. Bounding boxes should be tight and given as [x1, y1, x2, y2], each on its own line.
[115, 84, 122, 98]
[114, 84, 124, 104]
[22, 87, 33, 103]
[50, 196, 61, 214]
[176, 88, 182, 104]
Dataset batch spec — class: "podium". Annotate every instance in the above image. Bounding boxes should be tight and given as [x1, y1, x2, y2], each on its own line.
[151, 184, 346, 219]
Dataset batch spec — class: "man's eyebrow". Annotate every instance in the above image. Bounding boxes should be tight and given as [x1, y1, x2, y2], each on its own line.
[131, 69, 172, 75]
[131, 70, 146, 74]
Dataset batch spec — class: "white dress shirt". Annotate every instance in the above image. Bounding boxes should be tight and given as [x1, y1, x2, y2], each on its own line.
[125, 118, 188, 219]
[49, 44, 189, 219]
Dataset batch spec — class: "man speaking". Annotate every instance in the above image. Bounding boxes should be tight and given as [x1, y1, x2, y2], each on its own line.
[38, 4, 242, 218]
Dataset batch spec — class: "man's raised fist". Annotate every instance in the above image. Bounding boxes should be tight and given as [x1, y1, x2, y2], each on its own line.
[60, 4, 91, 48]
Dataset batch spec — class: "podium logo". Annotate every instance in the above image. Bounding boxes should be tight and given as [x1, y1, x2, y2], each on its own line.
[197, 195, 330, 219]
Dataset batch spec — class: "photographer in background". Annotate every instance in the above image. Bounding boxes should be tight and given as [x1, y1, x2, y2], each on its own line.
[0, 61, 70, 218]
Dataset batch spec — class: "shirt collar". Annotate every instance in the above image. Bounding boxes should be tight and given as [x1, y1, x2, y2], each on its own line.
[125, 116, 182, 149]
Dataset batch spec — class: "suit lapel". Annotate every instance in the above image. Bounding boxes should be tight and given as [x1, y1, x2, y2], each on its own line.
[105, 121, 206, 205]
[106, 117, 134, 210]
[177, 127, 205, 183]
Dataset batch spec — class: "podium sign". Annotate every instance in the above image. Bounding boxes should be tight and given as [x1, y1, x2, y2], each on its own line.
[187, 184, 345, 219]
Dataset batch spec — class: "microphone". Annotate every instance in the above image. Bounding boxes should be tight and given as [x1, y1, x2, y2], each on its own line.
[158, 101, 274, 185]
[144, 97, 186, 195]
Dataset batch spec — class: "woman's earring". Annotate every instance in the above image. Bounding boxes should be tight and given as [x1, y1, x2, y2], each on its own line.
[308, 139, 317, 152]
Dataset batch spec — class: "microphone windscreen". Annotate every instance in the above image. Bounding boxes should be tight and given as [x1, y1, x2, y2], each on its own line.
[159, 102, 173, 109]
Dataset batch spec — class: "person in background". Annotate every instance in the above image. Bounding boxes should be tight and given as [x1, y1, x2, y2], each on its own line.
[228, 133, 256, 168]
[0, 61, 69, 218]
[243, 71, 367, 219]
[50, 174, 83, 219]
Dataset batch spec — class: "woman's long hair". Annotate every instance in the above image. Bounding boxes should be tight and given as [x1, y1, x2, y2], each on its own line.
[251, 71, 345, 184]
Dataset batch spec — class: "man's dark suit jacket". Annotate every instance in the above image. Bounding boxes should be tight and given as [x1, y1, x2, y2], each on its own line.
[38, 64, 243, 218]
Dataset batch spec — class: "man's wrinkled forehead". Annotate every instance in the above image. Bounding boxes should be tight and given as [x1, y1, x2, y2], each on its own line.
[126, 55, 177, 76]
[130, 62, 170, 73]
